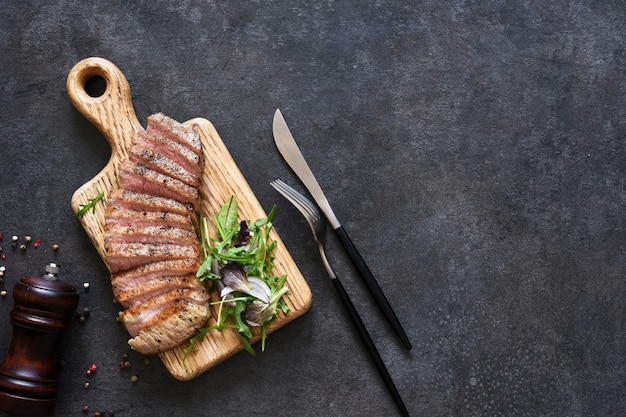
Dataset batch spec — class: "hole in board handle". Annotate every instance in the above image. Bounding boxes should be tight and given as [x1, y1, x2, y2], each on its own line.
[84, 75, 107, 98]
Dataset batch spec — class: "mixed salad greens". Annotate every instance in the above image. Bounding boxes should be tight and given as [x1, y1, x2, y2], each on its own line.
[184, 196, 290, 356]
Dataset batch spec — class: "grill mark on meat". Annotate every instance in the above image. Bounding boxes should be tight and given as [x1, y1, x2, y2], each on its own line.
[129, 143, 200, 187]
[105, 206, 194, 231]
[119, 161, 200, 211]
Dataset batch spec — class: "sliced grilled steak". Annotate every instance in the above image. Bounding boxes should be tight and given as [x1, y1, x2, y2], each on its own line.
[103, 113, 210, 354]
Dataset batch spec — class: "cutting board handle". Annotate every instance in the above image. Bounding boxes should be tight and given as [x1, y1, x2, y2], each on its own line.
[66, 57, 143, 159]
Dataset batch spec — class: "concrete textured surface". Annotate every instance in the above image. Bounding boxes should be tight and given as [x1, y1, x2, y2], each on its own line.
[0, 1, 624, 416]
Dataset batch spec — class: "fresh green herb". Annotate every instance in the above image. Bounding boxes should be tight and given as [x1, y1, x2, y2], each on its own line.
[185, 196, 290, 357]
[74, 191, 105, 217]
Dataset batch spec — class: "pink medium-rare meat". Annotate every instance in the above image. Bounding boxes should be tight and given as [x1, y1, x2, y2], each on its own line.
[115, 274, 205, 308]
[105, 206, 194, 232]
[129, 142, 201, 188]
[136, 131, 202, 178]
[111, 259, 200, 293]
[126, 301, 210, 354]
[106, 241, 201, 273]
[119, 161, 200, 211]
[107, 189, 194, 217]
[119, 288, 210, 337]
[102, 113, 209, 354]
[104, 224, 198, 246]
[147, 113, 202, 155]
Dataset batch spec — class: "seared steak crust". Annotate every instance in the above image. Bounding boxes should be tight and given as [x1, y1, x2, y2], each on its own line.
[103, 114, 210, 354]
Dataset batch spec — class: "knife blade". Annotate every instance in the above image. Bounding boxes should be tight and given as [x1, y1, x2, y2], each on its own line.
[272, 109, 412, 350]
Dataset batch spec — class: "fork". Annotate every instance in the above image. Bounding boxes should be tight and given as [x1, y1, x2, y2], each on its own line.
[271, 179, 410, 417]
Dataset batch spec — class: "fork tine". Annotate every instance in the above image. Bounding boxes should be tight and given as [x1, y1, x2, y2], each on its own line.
[270, 180, 314, 221]
[271, 180, 320, 220]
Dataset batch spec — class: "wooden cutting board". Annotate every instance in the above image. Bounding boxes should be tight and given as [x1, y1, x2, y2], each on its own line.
[66, 57, 312, 381]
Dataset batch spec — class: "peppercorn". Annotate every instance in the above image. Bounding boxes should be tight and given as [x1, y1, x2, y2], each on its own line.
[84, 382, 90, 389]
[94, 412, 101, 417]
[19, 244, 26, 251]
[130, 375, 138, 383]
[11, 236, 17, 242]
[24, 236, 31, 243]
[52, 244, 59, 250]
[1, 291, 6, 297]
[89, 363, 97, 372]
[82, 405, 89, 413]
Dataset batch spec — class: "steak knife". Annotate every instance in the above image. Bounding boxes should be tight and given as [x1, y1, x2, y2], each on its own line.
[272, 109, 412, 350]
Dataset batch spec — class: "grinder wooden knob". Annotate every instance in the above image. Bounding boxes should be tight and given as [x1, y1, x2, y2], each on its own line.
[0, 263, 79, 416]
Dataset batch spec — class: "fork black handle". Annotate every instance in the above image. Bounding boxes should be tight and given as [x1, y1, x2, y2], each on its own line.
[334, 226, 412, 350]
[331, 277, 410, 417]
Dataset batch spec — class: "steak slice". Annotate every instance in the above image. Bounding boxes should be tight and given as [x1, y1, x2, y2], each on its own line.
[104, 224, 198, 246]
[115, 274, 208, 308]
[119, 161, 200, 211]
[119, 287, 210, 337]
[106, 241, 201, 273]
[136, 131, 202, 178]
[105, 206, 195, 232]
[126, 301, 210, 354]
[147, 113, 202, 155]
[111, 259, 200, 293]
[129, 142, 201, 188]
[108, 189, 194, 217]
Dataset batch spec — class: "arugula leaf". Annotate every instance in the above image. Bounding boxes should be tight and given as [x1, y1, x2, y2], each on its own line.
[74, 191, 105, 217]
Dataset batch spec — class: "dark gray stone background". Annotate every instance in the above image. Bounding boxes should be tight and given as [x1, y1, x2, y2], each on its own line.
[0, 1, 624, 416]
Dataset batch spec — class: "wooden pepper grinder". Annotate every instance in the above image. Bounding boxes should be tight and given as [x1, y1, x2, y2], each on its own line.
[0, 263, 79, 416]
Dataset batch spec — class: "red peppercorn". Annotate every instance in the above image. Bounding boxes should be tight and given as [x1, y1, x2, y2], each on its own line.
[0, 233, 3, 239]
[119, 361, 125, 369]
[33, 239, 41, 247]
[82, 405, 89, 413]
[86, 370, 92, 376]
[1, 254, 5, 261]
[89, 363, 97, 372]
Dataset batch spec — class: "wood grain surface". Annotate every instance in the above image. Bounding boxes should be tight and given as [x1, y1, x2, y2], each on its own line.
[66, 57, 312, 381]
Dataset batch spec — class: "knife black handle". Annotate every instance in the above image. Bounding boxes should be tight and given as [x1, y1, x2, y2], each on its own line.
[334, 226, 412, 350]
[331, 277, 410, 417]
